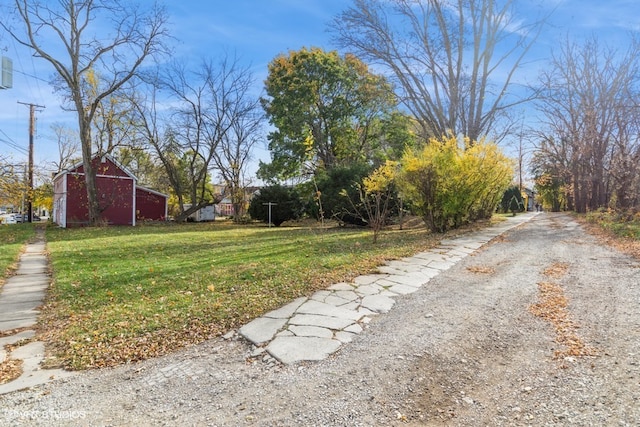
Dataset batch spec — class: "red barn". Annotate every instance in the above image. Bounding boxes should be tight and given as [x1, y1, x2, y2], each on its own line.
[52, 154, 168, 228]
[136, 186, 169, 222]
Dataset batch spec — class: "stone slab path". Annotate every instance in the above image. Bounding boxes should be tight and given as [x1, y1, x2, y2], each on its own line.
[240, 213, 538, 364]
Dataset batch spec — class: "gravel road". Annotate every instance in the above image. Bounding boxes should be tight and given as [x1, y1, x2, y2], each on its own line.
[1, 212, 639, 426]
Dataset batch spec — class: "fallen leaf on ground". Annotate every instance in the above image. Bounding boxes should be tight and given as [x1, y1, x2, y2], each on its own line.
[0, 359, 23, 384]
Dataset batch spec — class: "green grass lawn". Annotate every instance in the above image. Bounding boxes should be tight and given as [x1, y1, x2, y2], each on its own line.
[0, 224, 36, 280]
[41, 219, 500, 370]
[7, 211, 634, 372]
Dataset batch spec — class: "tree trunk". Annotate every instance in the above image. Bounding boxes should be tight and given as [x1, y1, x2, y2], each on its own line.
[79, 108, 102, 225]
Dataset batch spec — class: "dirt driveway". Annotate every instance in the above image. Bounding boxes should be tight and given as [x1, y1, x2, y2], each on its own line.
[1, 212, 639, 426]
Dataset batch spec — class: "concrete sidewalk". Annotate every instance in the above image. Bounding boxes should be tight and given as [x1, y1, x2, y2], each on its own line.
[0, 228, 74, 395]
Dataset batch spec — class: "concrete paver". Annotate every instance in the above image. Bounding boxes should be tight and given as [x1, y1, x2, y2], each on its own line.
[263, 297, 306, 319]
[360, 294, 395, 313]
[266, 336, 342, 364]
[238, 317, 288, 345]
[288, 314, 355, 330]
[296, 299, 364, 321]
[288, 325, 334, 338]
[385, 282, 421, 295]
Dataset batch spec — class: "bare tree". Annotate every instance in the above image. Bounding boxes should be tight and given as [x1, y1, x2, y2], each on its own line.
[609, 108, 640, 210]
[92, 89, 139, 157]
[2, 0, 169, 225]
[211, 62, 263, 221]
[161, 60, 222, 220]
[214, 114, 262, 221]
[127, 81, 194, 217]
[331, 0, 545, 143]
[49, 123, 80, 173]
[534, 36, 640, 212]
[131, 57, 261, 222]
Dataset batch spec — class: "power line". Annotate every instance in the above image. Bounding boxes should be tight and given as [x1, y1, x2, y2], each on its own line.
[13, 68, 49, 84]
[9, 35, 48, 105]
[0, 128, 28, 154]
[0, 138, 28, 155]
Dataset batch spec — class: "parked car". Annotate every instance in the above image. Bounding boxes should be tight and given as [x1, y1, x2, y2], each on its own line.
[14, 214, 41, 222]
[1, 214, 17, 225]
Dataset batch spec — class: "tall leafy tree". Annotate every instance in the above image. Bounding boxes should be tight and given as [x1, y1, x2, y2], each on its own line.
[259, 47, 396, 181]
[2, 0, 169, 225]
[248, 184, 303, 227]
[373, 111, 420, 163]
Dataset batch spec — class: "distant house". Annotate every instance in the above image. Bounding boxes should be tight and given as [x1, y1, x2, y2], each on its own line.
[52, 154, 168, 228]
[216, 195, 235, 217]
[521, 188, 536, 211]
[214, 186, 261, 218]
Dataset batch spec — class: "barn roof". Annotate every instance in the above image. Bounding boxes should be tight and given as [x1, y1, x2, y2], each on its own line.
[52, 153, 137, 182]
[137, 185, 169, 199]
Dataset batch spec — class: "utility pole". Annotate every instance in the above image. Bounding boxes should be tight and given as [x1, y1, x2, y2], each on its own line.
[18, 101, 45, 223]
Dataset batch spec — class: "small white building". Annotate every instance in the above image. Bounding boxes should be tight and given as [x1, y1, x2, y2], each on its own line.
[185, 204, 216, 222]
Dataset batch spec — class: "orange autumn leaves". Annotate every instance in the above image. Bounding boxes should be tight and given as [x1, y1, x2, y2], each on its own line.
[529, 263, 597, 360]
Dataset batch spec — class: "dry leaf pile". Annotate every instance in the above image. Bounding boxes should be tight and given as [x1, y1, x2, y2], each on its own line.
[466, 265, 495, 274]
[0, 359, 23, 384]
[529, 262, 597, 360]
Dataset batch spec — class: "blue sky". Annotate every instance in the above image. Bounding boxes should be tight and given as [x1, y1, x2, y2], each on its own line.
[0, 0, 638, 182]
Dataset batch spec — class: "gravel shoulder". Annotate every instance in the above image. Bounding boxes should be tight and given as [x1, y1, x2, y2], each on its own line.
[1, 212, 639, 426]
